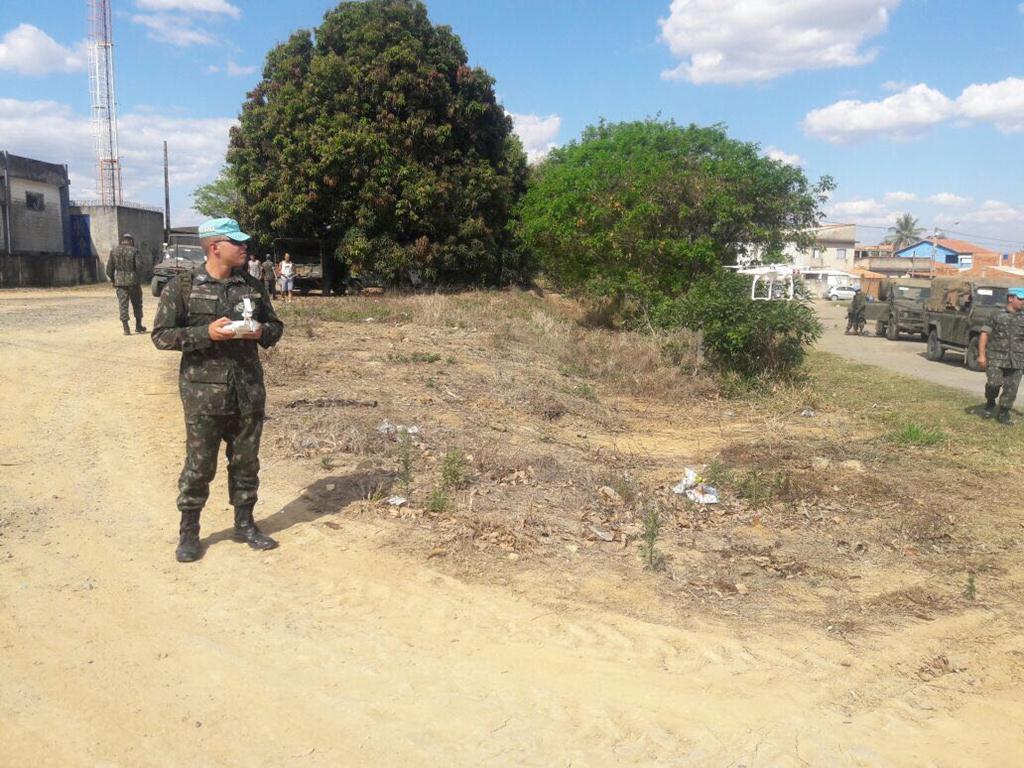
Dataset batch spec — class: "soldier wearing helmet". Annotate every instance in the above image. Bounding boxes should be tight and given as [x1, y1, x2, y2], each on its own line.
[105, 232, 147, 335]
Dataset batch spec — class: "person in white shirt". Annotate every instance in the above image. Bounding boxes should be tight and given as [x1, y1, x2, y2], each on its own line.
[247, 254, 262, 280]
[279, 252, 296, 303]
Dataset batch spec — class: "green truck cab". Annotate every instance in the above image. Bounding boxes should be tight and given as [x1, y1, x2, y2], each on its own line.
[923, 277, 1024, 370]
[866, 277, 932, 340]
[151, 235, 204, 297]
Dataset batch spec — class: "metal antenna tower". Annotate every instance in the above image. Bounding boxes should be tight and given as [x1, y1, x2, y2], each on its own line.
[87, 0, 122, 206]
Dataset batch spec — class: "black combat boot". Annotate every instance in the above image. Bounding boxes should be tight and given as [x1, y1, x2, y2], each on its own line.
[122, 321, 131, 336]
[983, 400, 997, 419]
[232, 506, 278, 551]
[135, 321, 147, 333]
[997, 408, 1013, 426]
[175, 510, 202, 562]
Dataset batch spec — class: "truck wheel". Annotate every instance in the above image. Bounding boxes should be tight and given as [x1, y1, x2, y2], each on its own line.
[151, 278, 163, 297]
[926, 329, 944, 361]
[965, 336, 982, 371]
[886, 316, 898, 340]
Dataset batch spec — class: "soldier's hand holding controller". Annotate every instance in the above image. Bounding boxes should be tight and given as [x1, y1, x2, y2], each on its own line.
[208, 316, 264, 342]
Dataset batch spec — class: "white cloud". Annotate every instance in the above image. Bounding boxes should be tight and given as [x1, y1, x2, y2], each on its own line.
[828, 198, 888, 219]
[884, 191, 917, 202]
[956, 77, 1024, 133]
[132, 14, 214, 46]
[0, 97, 234, 220]
[962, 200, 1024, 224]
[226, 60, 257, 77]
[131, 0, 242, 47]
[658, 0, 900, 84]
[802, 83, 954, 143]
[763, 146, 803, 166]
[136, 0, 242, 18]
[207, 60, 256, 76]
[0, 24, 87, 76]
[928, 192, 971, 206]
[510, 113, 561, 164]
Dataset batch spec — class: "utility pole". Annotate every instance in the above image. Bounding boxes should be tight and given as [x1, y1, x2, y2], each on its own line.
[163, 141, 170, 243]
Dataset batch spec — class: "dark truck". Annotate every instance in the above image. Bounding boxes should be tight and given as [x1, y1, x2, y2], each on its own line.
[923, 277, 1024, 370]
[273, 237, 345, 296]
[151, 234, 204, 296]
[866, 277, 932, 340]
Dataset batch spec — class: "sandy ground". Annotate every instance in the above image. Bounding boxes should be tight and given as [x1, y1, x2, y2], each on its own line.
[2, 285, 1023, 767]
[815, 300, 982, 395]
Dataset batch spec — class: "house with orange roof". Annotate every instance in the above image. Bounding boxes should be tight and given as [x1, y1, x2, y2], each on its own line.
[893, 238, 998, 269]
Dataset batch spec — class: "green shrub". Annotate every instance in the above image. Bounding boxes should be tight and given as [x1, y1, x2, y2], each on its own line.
[673, 271, 821, 380]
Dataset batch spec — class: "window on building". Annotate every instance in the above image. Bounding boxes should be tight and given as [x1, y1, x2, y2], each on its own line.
[812, 248, 822, 261]
[837, 248, 847, 261]
[25, 192, 45, 211]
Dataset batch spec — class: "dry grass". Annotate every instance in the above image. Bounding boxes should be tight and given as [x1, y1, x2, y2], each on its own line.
[260, 289, 1024, 631]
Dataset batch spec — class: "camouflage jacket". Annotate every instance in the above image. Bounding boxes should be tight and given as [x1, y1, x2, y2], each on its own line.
[981, 309, 1024, 368]
[151, 266, 284, 417]
[848, 292, 868, 315]
[106, 244, 144, 287]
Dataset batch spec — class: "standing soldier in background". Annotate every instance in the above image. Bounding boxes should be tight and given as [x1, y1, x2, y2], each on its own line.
[106, 233, 147, 336]
[261, 253, 277, 298]
[152, 218, 284, 563]
[978, 287, 1024, 425]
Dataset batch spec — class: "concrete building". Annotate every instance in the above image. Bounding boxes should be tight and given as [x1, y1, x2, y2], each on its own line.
[783, 223, 856, 271]
[0, 151, 80, 287]
[70, 202, 165, 281]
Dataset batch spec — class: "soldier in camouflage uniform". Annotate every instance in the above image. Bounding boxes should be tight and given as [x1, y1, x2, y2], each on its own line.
[152, 218, 285, 562]
[106, 233, 147, 335]
[978, 287, 1024, 425]
[845, 288, 868, 334]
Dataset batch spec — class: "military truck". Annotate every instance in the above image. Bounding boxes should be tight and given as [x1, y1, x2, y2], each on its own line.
[923, 276, 1024, 370]
[273, 237, 347, 296]
[866, 277, 932, 340]
[151, 234, 204, 296]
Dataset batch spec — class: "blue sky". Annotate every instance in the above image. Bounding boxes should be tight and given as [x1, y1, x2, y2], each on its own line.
[3, 0, 1024, 252]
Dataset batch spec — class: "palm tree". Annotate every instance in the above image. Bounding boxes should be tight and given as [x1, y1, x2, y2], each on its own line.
[885, 212, 924, 250]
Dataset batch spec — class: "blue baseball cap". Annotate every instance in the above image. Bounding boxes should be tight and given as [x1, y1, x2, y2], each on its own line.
[1008, 288, 1024, 299]
[197, 217, 251, 242]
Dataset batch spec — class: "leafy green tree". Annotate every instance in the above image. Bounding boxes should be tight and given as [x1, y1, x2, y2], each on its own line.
[227, 0, 528, 285]
[191, 167, 240, 219]
[517, 119, 833, 320]
[886, 212, 924, 250]
[517, 119, 829, 378]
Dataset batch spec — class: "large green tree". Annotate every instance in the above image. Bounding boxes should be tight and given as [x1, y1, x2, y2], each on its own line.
[517, 119, 833, 319]
[227, 0, 528, 284]
[191, 167, 240, 219]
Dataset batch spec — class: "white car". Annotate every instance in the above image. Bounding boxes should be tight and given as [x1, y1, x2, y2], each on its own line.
[826, 286, 858, 301]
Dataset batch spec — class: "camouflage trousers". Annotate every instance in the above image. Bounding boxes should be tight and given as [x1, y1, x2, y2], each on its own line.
[984, 365, 1023, 409]
[263, 278, 276, 298]
[177, 413, 264, 514]
[115, 284, 143, 324]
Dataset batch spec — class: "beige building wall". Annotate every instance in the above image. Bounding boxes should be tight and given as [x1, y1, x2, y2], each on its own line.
[9, 177, 64, 253]
[784, 224, 857, 272]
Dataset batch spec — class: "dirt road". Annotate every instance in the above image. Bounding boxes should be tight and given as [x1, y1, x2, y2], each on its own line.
[815, 300, 984, 396]
[2, 286, 1022, 766]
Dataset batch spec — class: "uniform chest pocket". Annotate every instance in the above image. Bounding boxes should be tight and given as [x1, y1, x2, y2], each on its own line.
[189, 296, 221, 318]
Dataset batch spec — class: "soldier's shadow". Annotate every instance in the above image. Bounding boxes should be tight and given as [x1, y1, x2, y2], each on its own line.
[203, 469, 394, 548]
[963, 404, 1018, 418]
